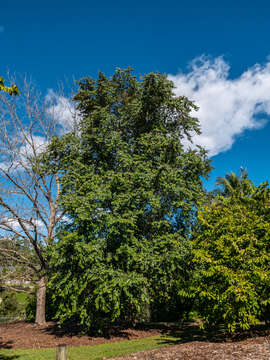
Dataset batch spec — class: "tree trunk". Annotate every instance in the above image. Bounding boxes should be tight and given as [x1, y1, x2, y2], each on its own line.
[35, 275, 46, 325]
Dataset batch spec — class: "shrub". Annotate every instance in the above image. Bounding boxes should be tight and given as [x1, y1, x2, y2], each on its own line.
[192, 188, 270, 331]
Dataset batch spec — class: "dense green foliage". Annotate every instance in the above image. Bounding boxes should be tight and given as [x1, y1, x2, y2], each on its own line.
[46, 68, 211, 332]
[191, 181, 270, 331]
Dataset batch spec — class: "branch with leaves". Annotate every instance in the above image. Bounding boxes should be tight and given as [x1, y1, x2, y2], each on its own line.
[0, 76, 19, 95]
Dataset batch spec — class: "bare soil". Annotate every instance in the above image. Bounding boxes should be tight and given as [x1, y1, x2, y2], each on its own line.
[1, 321, 270, 359]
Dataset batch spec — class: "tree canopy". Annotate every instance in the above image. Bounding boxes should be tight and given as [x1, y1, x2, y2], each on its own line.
[47, 68, 211, 332]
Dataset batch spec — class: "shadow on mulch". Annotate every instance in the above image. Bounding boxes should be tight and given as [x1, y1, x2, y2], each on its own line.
[0, 340, 13, 350]
[0, 341, 19, 360]
[155, 322, 270, 346]
[43, 321, 133, 339]
[42, 320, 270, 344]
[0, 320, 261, 352]
[42, 321, 87, 338]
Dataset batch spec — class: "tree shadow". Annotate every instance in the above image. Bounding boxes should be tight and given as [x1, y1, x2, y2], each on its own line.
[157, 321, 270, 346]
[35, 320, 270, 346]
[43, 321, 141, 339]
[42, 321, 86, 338]
[0, 341, 19, 360]
[0, 340, 13, 350]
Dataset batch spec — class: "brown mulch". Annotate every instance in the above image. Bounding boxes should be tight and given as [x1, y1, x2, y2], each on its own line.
[1, 322, 270, 359]
[0, 321, 161, 350]
[109, 337, 270, 359]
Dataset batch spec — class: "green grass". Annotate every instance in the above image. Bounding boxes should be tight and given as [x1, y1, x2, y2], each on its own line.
[0, 334, 175, 360]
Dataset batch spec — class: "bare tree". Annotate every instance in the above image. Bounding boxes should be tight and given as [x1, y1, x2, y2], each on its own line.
[0, 76, 77, 325]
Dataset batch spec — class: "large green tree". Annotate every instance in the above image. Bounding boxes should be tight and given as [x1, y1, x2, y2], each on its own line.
[47, 68, 211, 332]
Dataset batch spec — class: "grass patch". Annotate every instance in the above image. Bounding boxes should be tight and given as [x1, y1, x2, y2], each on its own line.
[0, 334, 175, 360]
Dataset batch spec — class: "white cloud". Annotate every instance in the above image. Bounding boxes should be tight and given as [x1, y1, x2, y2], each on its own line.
[45, 90, 78, 134]
[168, 56, 270, 156]
[0, 134, 48, 172]
[19, 134, 48, 157]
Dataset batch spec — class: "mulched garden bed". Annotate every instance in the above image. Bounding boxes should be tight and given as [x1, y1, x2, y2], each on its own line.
[109, 337, 270, 359]
[108, 324, 270, 359]
[0, 321, 161, 350]
[1, 321, 270, 359]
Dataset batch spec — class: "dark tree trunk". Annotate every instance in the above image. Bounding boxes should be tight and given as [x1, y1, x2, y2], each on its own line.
[35, 275, 46, 325]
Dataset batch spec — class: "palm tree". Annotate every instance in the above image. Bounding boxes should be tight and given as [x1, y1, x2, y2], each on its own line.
[216, 168, 255, 197]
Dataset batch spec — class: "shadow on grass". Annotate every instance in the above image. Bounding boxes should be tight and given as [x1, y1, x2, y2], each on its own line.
[157, 321, 270, 346]
[0, 356, 20, 360]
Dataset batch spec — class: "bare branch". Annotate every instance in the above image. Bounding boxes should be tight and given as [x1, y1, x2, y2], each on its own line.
[0, 74, 75, 288]
[0, 248, 39, 272]
[0, 285, 33, 294]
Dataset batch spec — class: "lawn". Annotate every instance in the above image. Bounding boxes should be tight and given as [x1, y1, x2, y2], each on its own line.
[0, 334, 173, 360]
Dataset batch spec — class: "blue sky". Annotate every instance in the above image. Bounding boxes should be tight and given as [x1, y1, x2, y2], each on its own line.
[2, 0, 270, 189]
